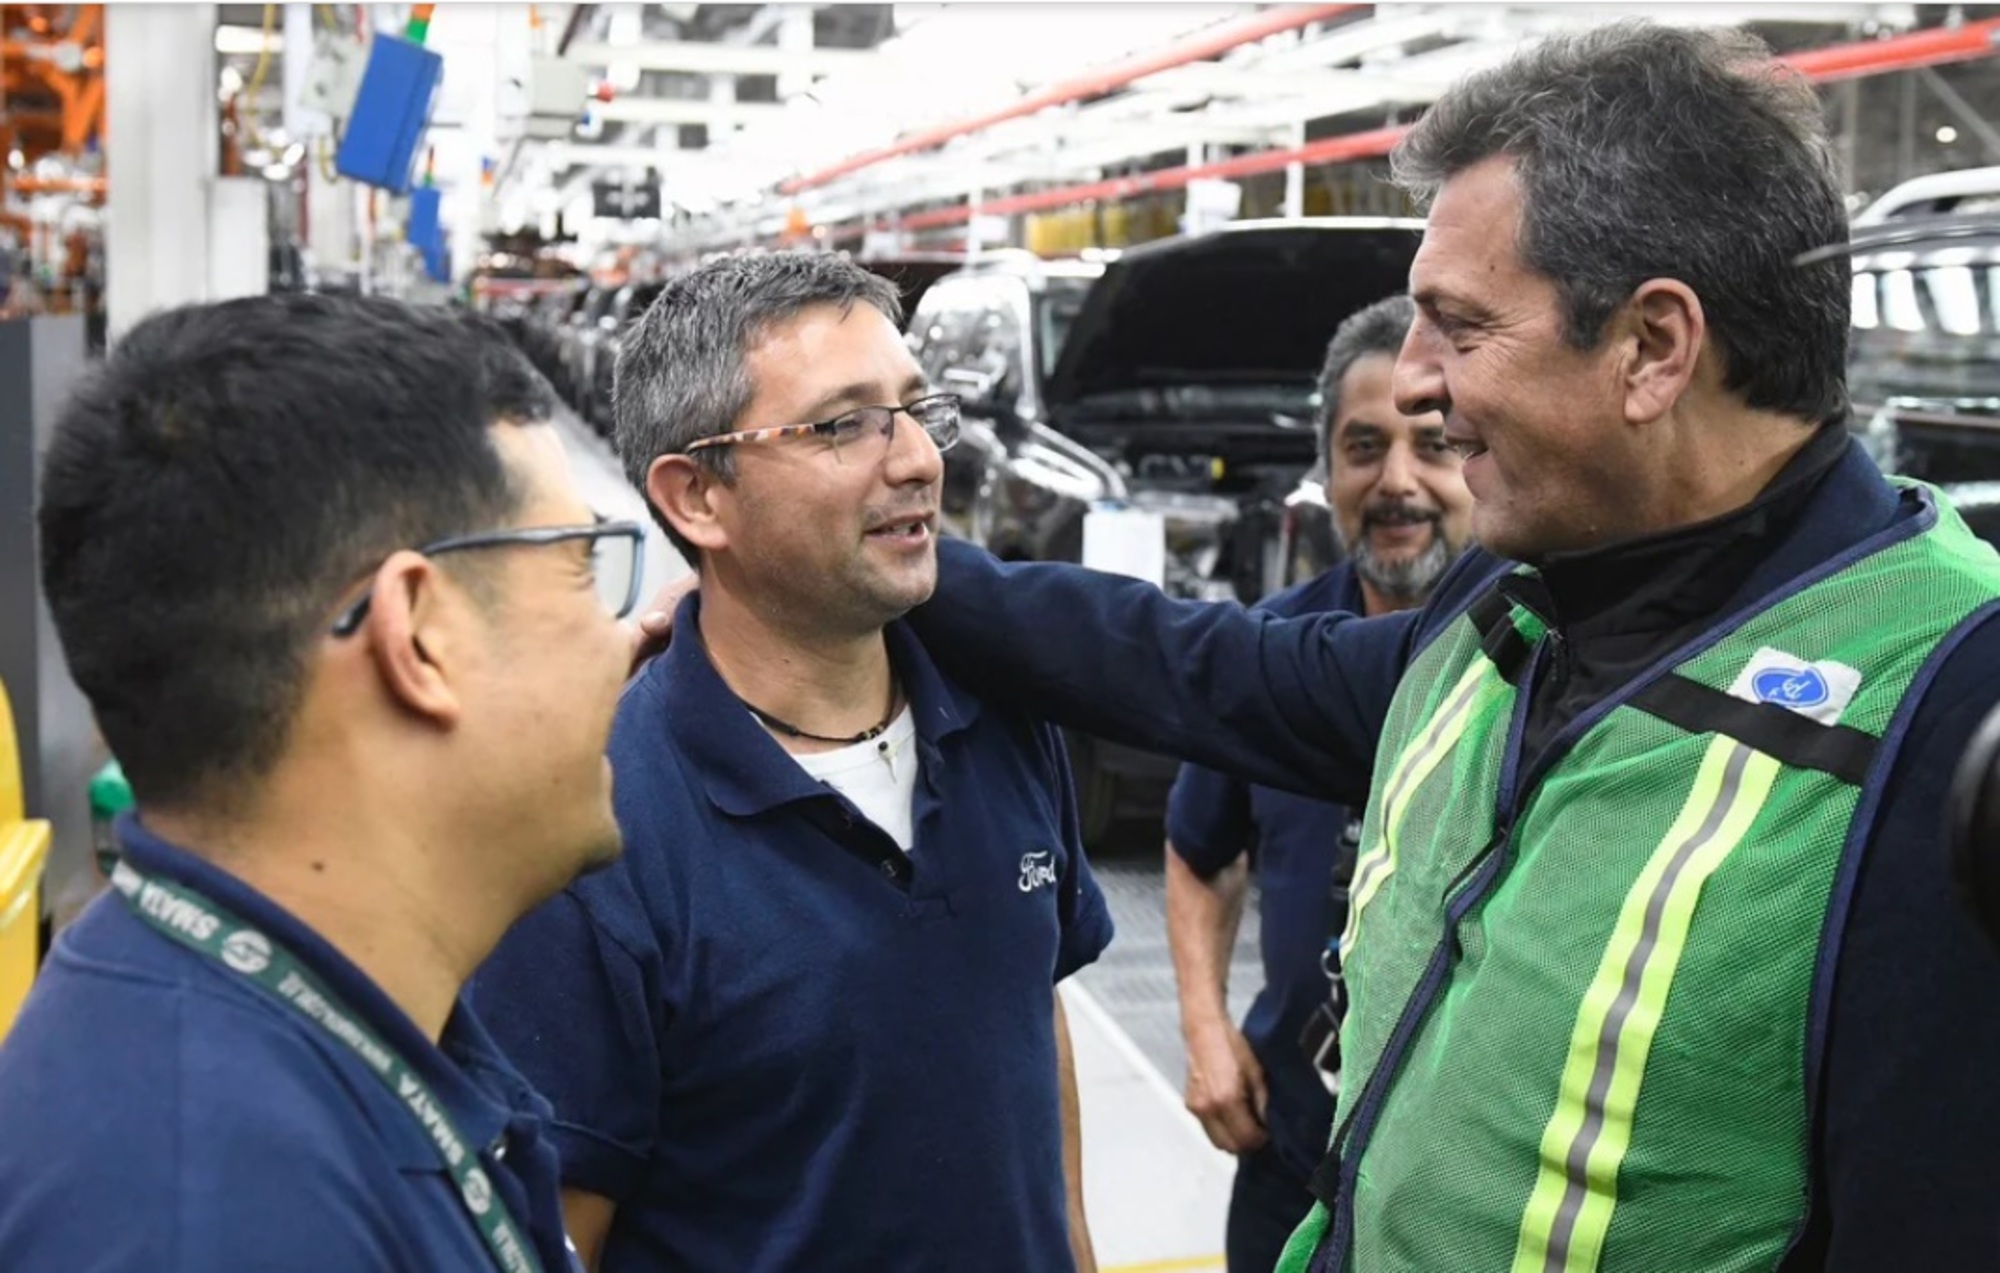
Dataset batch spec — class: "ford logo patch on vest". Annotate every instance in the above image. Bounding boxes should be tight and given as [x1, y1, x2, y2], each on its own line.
[1752, 667, 1830, 708]
[1730, 647, 1863, 726]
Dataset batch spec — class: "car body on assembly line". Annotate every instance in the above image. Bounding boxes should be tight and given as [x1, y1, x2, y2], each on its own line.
[1836, 171, 2000, 546]
[908, 220, 1422, 839]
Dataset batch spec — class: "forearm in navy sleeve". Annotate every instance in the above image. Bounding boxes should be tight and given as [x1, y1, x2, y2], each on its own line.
[1798, 625, 2000, 1269]
[1165, 763, 1255, 876]
[909, 537, 1410, 805]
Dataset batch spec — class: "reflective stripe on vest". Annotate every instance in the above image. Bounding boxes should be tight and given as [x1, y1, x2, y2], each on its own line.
[1341, 658, 1503, 960]
[1512, 737, 1784, 1273]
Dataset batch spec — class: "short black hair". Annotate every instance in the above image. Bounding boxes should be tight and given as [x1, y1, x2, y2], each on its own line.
[1393, 22, 1849, 424]
[38, 293, 558, 809]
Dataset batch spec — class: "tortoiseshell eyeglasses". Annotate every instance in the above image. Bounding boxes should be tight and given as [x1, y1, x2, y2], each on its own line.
[683, 393, 962, 463]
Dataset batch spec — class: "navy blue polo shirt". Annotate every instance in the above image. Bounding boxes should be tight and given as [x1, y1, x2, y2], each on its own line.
[0, 816, 578, 1272]
[470, 596, 1114, 1273]
[1165, 563, 1362, 1182]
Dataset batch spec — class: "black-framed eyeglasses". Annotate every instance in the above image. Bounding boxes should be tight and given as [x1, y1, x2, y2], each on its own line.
[329, 519, 648, 637]
[681, 392, 962, 462]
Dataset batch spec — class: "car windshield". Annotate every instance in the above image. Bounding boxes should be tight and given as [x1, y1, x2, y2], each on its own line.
[1840, 220, 2000, 490]
[1849, 250, 2000, 408]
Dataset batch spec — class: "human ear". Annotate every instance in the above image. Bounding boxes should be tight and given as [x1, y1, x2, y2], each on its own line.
[646, 454, 731, 556]
[1621, 278, 1705, 426]
[361, 553, 465, 727]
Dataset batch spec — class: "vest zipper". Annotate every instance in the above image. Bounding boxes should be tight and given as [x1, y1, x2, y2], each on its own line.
[1319, 636, 1551, 1272]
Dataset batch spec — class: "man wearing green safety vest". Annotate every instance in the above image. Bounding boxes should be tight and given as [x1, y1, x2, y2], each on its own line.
[896, 21, 2000, 1272]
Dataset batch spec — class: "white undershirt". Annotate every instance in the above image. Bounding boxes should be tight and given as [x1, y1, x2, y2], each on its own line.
[787, 706, 920, 852]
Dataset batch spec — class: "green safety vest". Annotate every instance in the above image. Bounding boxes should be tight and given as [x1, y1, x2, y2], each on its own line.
[1278, 488, 2000, 1273]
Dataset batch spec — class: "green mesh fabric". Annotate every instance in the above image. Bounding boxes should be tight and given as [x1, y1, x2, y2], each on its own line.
[1287, 491, 2000, 1273]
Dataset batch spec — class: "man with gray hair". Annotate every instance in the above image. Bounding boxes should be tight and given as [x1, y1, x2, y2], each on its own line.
[1165, 294, 1469, 1272]
[1309, 294, 1472, 611]
[899, 21, 2000, 1271]
[473, 252, 1112, 1273]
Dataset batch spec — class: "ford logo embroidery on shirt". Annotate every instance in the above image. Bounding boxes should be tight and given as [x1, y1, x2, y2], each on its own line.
[1019, 851, 1058, 893]
[1752, 666, 1830, 708]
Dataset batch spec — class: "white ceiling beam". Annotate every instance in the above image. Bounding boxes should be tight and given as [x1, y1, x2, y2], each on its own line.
[1134, 63, 1434, 98]
[563, 39, 874, 77]
[681, 1, 1921, 248]
[540, 141, 693, 171]
[1250, 11, 1455, 72]
[773, 35, 1512, 225]
[1440, 1, 1913, 32]
[593, 97, 788, 126]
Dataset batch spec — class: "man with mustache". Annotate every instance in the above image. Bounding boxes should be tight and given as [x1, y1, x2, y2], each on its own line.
[473, 254, 1112, 1273]
[1166, 295, 1470, 1273]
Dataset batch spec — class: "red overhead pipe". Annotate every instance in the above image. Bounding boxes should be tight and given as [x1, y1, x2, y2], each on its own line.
[884, 16, 2000, 234]
[778, 4, 1360, 196]
[1781, 14, 2000, 81]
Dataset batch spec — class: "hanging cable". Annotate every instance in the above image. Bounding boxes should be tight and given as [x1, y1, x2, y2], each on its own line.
[226, 5, 279, 154]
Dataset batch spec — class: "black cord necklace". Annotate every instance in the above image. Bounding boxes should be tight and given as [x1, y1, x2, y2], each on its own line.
[740, 686, 901, 746]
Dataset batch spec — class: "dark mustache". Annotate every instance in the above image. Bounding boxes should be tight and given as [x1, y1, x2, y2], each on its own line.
[1362, 501, 1441, 529]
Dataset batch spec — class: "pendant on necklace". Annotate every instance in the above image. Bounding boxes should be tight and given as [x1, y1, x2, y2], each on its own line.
[878, 738, 898, 781]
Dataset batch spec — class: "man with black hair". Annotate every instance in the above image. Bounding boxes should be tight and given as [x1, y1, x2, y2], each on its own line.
[1166, 294, 1469, 1273]
[898, 22, 2000, 1272]
[0, 293, 640, 1270]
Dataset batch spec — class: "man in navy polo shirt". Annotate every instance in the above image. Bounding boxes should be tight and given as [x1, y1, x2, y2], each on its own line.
[0, 296, 640, 1270]
[1165, 295, 1470, 1272]
[472, 253, 1114, 1272]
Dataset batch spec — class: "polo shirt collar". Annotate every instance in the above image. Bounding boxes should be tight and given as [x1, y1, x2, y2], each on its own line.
[1323, 560, 1366, 615]
[113, 814, 529, 1170]
[652, 592, 983, 818]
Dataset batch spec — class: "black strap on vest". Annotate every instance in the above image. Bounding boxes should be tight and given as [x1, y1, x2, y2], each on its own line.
[1466, 584, 1535, 685]
[1307, 1143, 1343, 1212]
[1630, 673, 1877, 786]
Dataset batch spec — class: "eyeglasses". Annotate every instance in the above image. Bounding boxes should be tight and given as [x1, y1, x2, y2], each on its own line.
[682, 393, 962, 462]
[329, 518, 648, 637]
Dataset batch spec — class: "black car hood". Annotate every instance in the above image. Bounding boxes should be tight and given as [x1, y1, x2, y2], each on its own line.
[1044, 222, 1422, 411]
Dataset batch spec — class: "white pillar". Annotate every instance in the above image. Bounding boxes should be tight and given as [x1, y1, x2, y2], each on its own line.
[776, 5, 814, 103]
[1283, 122, 1307, 221]
[104, 3, 220, 343]
[208, 177, 270, 301]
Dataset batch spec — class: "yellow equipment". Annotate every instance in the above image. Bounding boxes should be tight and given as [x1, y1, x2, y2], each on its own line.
[0, 675, 52, 1045]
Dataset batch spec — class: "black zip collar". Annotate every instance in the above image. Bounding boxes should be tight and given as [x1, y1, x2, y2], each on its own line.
[1526, 420, 1852, 643]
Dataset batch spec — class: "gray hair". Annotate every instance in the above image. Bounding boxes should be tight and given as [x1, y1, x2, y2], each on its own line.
[613, 252, 903, 560]
[1391, 22, 1849, 424]
[1317, 293, 1417, 456]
